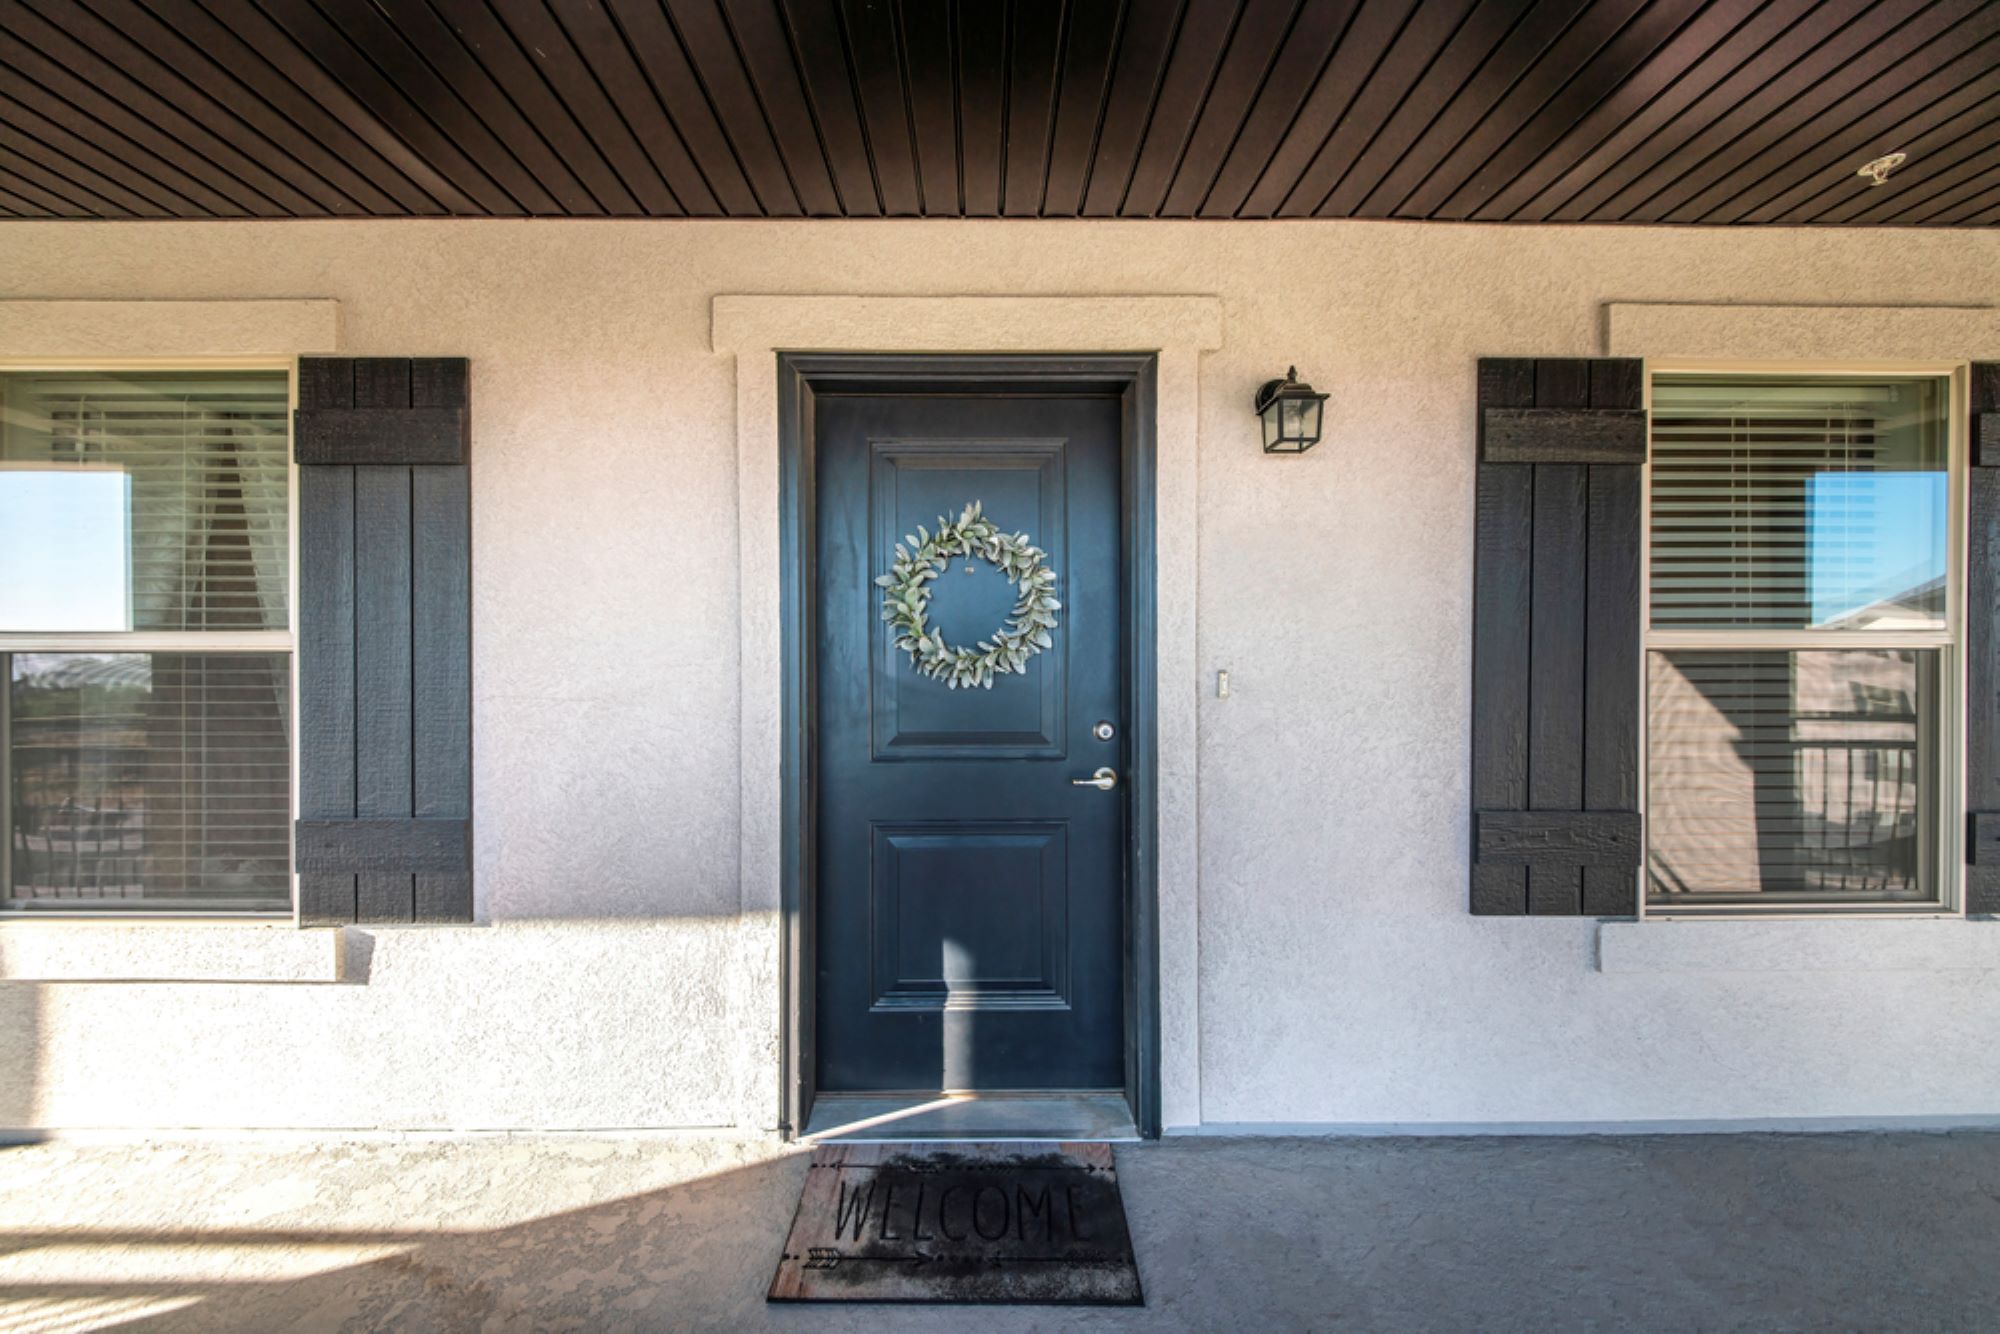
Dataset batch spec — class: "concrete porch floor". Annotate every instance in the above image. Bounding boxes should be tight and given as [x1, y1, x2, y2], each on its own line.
[4, 1131, 1999, 1332]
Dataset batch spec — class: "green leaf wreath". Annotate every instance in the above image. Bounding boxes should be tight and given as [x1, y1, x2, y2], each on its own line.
[875, 501, 1060, 690]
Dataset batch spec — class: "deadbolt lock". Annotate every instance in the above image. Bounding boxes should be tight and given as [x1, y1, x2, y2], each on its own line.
[1092, 720, 1116, 741]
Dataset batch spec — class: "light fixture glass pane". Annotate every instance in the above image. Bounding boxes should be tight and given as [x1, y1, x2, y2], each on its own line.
[1282, 397, 1311, 441]
[1646, 648, 1937, 907]
[6, 652, 293, 913]
[0, 371, 291, 632]
[1649, 375, 1947, 630]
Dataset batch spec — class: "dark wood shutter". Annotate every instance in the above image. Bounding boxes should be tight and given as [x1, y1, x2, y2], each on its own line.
[294, 357, 472, 925]
[1967, 363, 2000, 914]
[1471, 358, 1645, 916]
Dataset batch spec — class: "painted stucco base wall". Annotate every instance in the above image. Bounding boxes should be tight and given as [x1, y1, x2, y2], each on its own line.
[2, 220, 1998, 1133]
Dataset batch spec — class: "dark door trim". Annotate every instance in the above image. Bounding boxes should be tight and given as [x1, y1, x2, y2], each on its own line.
[777, 352, 1161, 1139]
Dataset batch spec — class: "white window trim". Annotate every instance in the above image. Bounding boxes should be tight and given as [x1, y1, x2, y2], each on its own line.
[1638, 358, 1971, 921]
[0, 356, 300, 922]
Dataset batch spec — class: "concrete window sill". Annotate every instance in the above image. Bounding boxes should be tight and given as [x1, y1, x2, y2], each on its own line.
[1597, 918, 1999, 974]
[0, 921, 345, 983]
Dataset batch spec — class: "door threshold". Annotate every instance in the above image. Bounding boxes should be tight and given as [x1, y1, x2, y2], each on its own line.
[802, 1092, 1138, 1142]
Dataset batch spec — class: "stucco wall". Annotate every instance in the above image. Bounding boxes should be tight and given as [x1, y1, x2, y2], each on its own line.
[3, 219, 1998, 1133]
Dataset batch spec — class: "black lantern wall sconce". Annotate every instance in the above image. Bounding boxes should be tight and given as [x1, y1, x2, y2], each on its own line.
[1254, 367, 1329, 453]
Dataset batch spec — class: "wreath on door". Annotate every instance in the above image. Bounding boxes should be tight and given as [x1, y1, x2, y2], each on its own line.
[876, 501, 1061, 690]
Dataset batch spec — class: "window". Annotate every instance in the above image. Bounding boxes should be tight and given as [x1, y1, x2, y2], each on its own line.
[0, 369, 293, 914]
[1645, 372, 1955, 912]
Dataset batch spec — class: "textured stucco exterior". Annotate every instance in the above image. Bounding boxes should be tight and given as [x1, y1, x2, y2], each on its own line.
[2, 219, 1998, 1134]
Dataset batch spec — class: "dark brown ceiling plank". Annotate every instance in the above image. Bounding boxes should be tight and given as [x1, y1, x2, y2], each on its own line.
[0, 124, 173, 216]
[0, 73, 237, 215]
[1956, 190, 2000, 224]
[260, 0, 535, 214]
[1120, 0, 1244, 216]
[610, 0, 778, 214]
[662, 0, 814, 214]
[493, 0, 698, 214]
[1002, 0, 1065, 216]
[1199, 0, 1359, 217]
[1543, 0, 1880, 222]
[1907, 166, 2000, 223]
[0, 166, 93, 215]
[1236, 0, 1414, 216]
[773, 0, 880, 213]
[3, 0, 301, 215]
[388, 0, 637, 213]
[1768, 82, 2000, 223]
[1919, 178, 2000, 224]
[835, 0, 922, 215]
[0, 88, 210, 216]
[954, 0, 1007, 216]
[716, 0, 844, 214]
[1159, 0, 1299, 217]
[894, 0, 960, 215]
[0, 141, 130, 216]
[0, 16, 284, 215]
[18, 0, 343, 214]
[1832, 135, 2000, 223]
[1079, 0, 1182, 216]
[1283, 0, 1479, 216]
[1470, 0, 1760, 220]
[0, 183, 56, 217]
[1418, 0, 1700, 220]
[541, 0, 724, 214]
[1669, 5, 2000, 222]
[1346, 0, 1597, 218]
[1637, 0, 1990, 223]
[173, 0, 470, 213]
[1877, 152, 2000, 223]
[78, 0, 399, 214]
[1040, 0, 1127, 217]
[1725, 35, 2000, 222]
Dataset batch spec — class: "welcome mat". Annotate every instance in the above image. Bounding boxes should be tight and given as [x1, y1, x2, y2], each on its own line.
[768, 1142, 1142, 1305]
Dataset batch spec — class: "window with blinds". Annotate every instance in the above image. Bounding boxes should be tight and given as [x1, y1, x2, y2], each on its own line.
[1650, 376, 1946, 631]
[0, 369, 293, 914]
[0, 373, 290, 632]
[1646, 373, 1953, 911]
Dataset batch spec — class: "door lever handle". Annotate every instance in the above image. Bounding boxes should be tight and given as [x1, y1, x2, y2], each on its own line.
[1071, 767, 1118, 791]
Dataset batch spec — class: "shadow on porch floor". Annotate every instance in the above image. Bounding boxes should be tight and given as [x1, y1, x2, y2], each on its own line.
[3, 1130, 1998, 1331]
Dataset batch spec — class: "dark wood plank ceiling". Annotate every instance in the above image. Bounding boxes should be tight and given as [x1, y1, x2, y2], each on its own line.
[1, 0, 1995, 224]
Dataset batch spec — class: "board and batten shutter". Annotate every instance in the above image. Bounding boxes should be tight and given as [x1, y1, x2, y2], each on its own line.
[1968, 362, 2000, 914]
[293, 357, 472, 924]
[1471, 358, 1646, 916]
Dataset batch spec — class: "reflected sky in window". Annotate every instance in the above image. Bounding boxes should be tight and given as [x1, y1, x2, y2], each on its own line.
[0, 469, 131, 631]
[1807, 471, 1946, 629]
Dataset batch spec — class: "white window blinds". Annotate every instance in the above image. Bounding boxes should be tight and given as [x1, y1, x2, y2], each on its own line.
[1649, 377, 1946, 631]
[7, 652, 293, 911]
[1647, 649, 1935, 904]
[0, 373, 290, 633]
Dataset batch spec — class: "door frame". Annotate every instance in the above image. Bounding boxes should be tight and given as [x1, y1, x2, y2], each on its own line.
[776, 352, 1161, 1139]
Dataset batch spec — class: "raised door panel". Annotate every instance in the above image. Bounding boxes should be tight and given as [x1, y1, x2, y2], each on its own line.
[869, 441, 1067, 760]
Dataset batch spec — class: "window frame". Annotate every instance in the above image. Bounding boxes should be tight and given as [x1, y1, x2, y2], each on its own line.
[1639, 359, 1971, 920]
[0, 356, 299, 921]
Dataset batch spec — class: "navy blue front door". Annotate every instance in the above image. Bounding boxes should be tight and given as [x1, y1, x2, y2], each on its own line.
[815, 390, 1126, 1093]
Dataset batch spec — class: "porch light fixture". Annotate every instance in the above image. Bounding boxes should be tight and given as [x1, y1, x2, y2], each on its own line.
[1255, 366, 1329, 454]
[1857, 152, 1906, 186]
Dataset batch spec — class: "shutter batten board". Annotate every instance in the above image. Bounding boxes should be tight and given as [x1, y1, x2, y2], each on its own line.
[1968, 363, 2000, 913]
[296, 819, 470, 873]
[295, 356, 472, 923]
[295, 407, 468, 465]
[1481, 407, 1647, 463]
[1476, 812, 1643, 866]
[1471, 356, 1645, 916]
